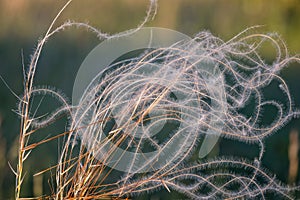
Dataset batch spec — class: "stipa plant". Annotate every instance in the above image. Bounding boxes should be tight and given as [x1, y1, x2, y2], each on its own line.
[14, 0, 300, 199]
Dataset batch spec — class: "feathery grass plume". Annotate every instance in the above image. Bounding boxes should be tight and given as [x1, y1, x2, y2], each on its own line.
[15, 0, 158, 199]
[15, 0, 300, 199]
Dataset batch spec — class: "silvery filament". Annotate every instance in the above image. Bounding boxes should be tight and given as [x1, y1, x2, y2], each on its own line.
[72, 27, 226, 173]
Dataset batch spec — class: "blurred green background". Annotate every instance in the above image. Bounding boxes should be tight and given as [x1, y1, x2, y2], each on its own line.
[0, 0, 300, 199]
